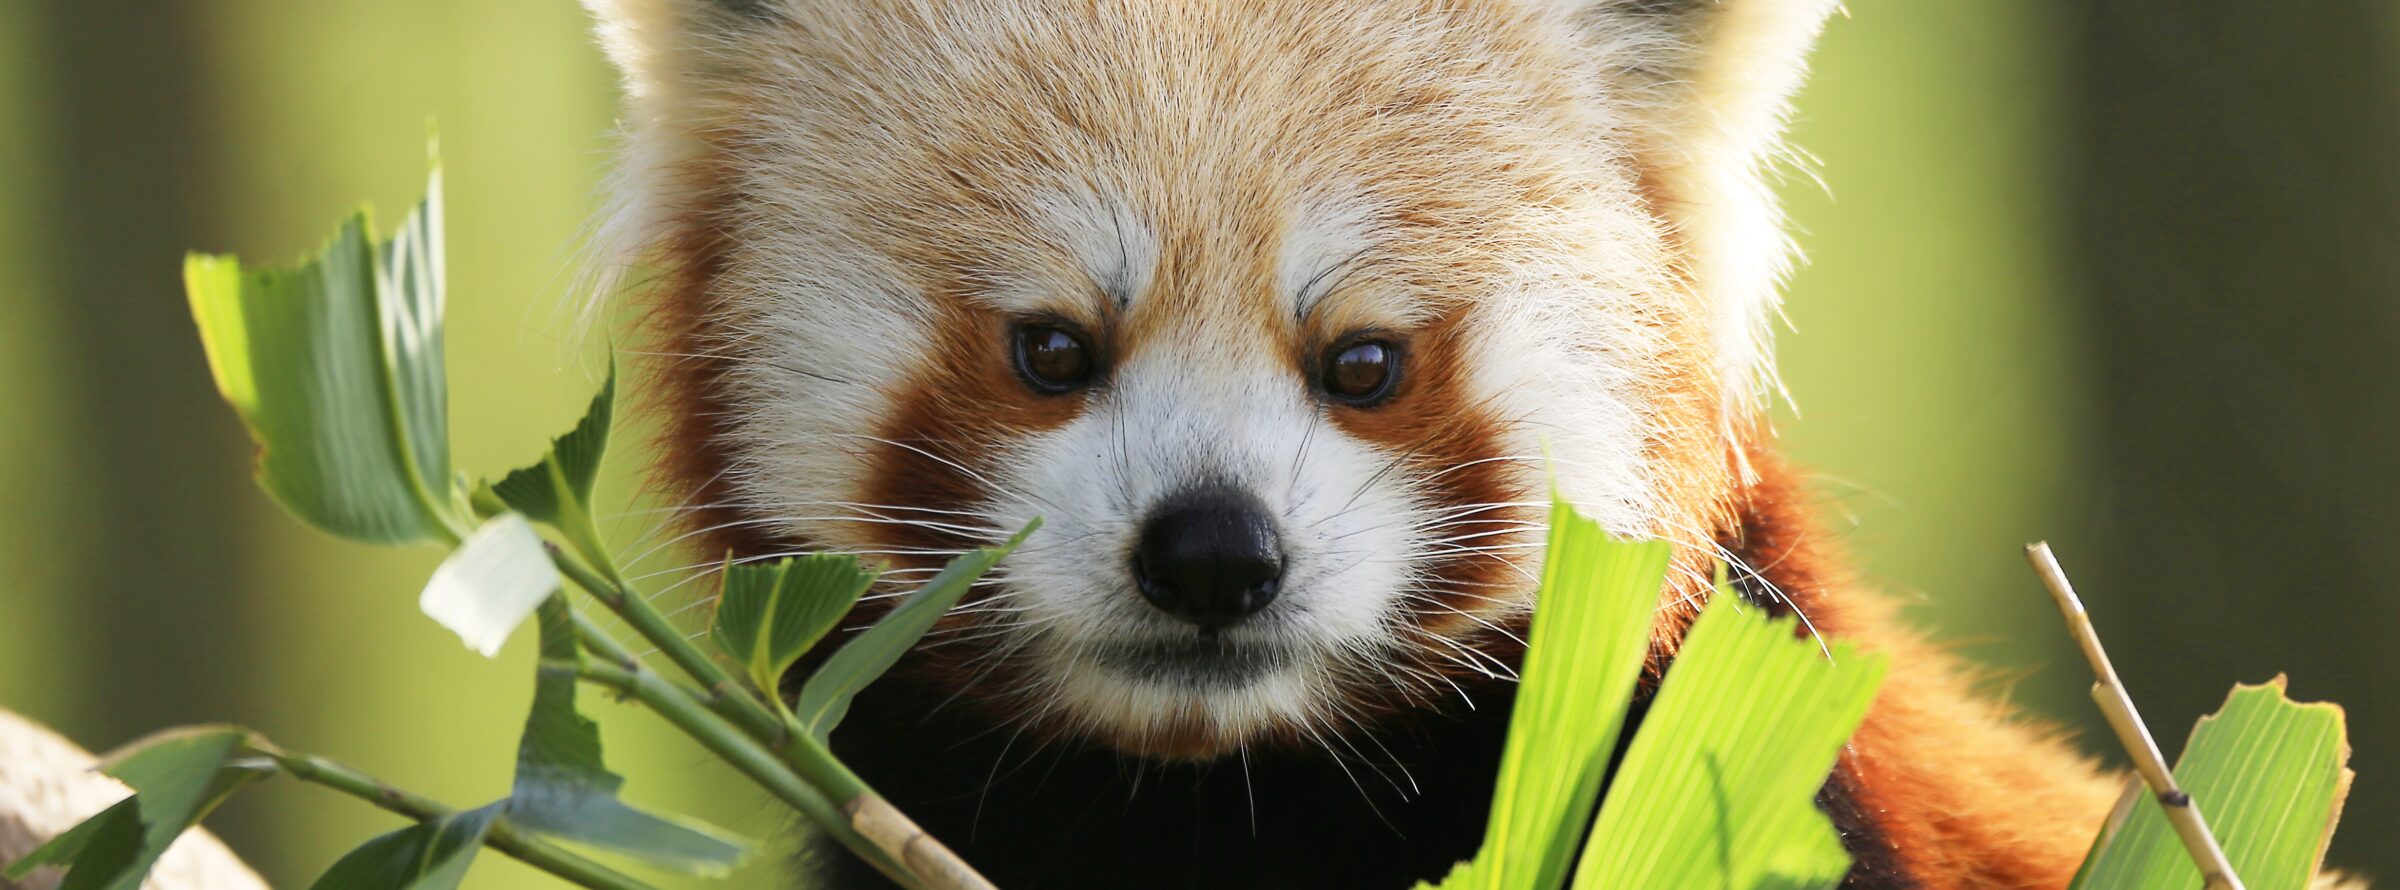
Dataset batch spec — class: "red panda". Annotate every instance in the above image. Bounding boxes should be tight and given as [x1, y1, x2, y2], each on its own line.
[580, 1, 2129, 887]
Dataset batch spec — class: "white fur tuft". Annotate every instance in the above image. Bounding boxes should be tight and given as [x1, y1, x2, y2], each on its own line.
[1570, 0, 1842, 462]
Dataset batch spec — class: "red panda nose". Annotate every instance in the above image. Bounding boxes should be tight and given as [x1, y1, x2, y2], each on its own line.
[1132, 490, 1285, 631]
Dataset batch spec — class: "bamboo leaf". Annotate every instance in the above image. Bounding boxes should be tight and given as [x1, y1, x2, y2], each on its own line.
[711, 553, 877, 701]
[1572, 598, 1885, 890]
[506, 598, 750, 875]
[419, 513, 560, 658]
[2072, 680, 2352, 890]
[2, 798, 141, 885]
[1461, 496, 1672, 890]
[375, 171, 448, 503]
[184, 169, 454, 545]
[306, 806, 499, 890]
[1413, 857, 1481, 890]
[4, 727, 269, 890]
[2030, 542, 2246, 887]
[792, 521, 1039, 740]
[488, 364, 613, 528]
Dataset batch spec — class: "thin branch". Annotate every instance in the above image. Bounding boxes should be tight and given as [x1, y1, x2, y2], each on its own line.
[568, 611, 993, 890]
[568, 658, 934, 890]
[253, 744, 647, 890]
[551, 546, 787, 741]
[552, 524, 993, 889]
[2025, 542, 2243, 890]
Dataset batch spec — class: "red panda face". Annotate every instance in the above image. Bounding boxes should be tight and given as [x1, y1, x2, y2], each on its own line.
[592, 0, 1822, 759]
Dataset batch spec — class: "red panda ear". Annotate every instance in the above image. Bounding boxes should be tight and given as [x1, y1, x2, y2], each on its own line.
[584, 0, 775, 90]
[579, 0, 782, 303]
[1568, 0, 1840, 430]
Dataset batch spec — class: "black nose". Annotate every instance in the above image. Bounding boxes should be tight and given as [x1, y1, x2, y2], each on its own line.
[1133, 490, 1284, 630]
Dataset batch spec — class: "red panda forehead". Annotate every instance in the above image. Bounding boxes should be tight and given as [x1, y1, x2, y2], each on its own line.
[710, 0, 1630, 295]
[726, 0, 1587, 132]
[964, 190, 1458, 370]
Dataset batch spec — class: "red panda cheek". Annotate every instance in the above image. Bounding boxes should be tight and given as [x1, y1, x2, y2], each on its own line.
[636, 152, 791, 562]
[1321, 311, 1533, 635]
[858, 302, 1084, 561]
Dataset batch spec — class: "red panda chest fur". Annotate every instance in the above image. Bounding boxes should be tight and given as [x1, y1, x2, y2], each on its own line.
[586, 0, 2121, 886]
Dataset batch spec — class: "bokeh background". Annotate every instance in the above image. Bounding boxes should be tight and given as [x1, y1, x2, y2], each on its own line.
[2, 1, 2393, 886]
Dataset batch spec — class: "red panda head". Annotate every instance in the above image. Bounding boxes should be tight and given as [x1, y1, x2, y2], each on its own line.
[584, 0, 1834, 760]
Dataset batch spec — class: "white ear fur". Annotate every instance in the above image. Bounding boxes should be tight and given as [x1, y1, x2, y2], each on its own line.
[577, 0, 769, 315]
[1577, 0, 1840, 447]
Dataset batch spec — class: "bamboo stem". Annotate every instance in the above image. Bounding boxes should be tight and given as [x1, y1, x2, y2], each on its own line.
[569, 615, 992, 890]
[569, 658, 940, 889]
[549, 546, 787, 739]
[2025, 542, 2243, 890]
[844, 791, 998, 890]
[566, 609, 776, 739]
[255, 745, 647, 890]
[552, 533, 993, 889]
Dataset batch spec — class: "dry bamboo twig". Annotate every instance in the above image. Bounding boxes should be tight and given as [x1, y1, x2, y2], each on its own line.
[2025, 542, 2243, 890]
[848, 793, 1000, 890]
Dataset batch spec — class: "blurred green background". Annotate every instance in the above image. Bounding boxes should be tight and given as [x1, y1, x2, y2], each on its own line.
[1, 1, 2391, 886]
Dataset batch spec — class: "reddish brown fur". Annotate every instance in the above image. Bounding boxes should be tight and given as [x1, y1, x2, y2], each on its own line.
[1325, 310, 1528, 630]
[1725, 450, 2121, 888]
[644, 1, 1719, 759]
[640, 130, 784, 561]
[599, 2, 2133, 885]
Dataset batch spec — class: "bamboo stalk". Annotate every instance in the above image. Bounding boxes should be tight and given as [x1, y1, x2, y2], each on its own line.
[846, 792, 998, 890]
[549, 545, 786, 738]
[253, 744, 647, 890]
[570, 658, 1007, 890]
[547, 513, 994, 889]
[563, 574, 994, 889]
[2025, 542, 2243, 890]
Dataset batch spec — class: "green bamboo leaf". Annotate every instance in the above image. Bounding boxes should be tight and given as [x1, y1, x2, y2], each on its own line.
[507, 598, 750, 874]
[792, 521, 1040, 740]
[488, 364, 614, 528]
[375, 171, 447, 499]
[306, 806, 499, 890]
[2071, 680, 2352, 890]
[1462, 496, 1672, 890]
[185, 169, 454, 545]
[2, 798, 141, 885]
[1412, 855, 1482, 890]
[712, 553, 877, 701]
[4, 727, 269, 890]
[1573, 598, 1886, 890]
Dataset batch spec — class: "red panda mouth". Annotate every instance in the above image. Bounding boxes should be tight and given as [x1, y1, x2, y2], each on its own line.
[1085, 636, 1295, 689]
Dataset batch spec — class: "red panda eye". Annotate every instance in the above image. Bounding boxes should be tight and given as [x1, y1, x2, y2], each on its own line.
[1013, 323, 1095, 393]
[1323, 339, 1400, 406]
